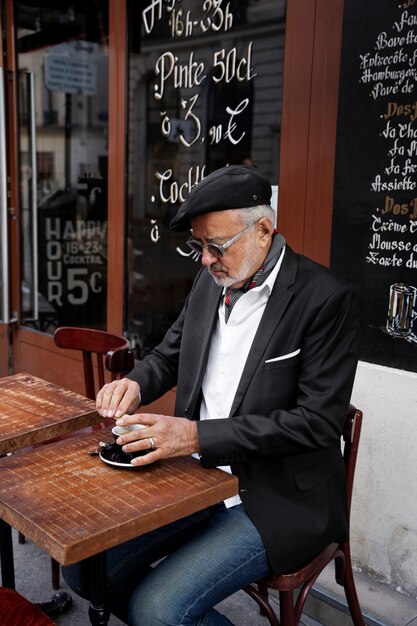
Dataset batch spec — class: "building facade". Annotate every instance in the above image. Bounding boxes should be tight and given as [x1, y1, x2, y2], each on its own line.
[1, 0, 416, 601]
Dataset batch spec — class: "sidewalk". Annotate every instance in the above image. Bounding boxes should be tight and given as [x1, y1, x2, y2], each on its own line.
[11, 529, 417, 625]
[11, 529, 321, 626]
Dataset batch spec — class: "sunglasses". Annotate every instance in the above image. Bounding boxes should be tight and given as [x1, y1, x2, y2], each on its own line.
[186, 220, 257, 258]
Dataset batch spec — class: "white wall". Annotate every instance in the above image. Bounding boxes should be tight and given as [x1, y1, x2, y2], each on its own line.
[350, 361, 417, 600]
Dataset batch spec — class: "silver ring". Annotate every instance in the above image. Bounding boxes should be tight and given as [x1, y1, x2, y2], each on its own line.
[149, 437, 155, 450]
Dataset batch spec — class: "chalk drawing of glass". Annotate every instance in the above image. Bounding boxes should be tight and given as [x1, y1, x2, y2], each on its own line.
[386, 283, 417, 343]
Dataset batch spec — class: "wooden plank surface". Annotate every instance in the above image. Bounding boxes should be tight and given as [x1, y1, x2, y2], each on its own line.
[0, 429, 238, 565]
[0, 373, 100, 454]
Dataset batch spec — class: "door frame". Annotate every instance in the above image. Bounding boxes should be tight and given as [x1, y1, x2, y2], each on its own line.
[278, 0, 344, 266]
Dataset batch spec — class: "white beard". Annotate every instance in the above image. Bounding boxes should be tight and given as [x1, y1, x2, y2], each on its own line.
[208, 236, 260, 288]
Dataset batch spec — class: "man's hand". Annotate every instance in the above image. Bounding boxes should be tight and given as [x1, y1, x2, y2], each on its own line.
[114, 413, 200, 466]
[96, 378, 141, 418]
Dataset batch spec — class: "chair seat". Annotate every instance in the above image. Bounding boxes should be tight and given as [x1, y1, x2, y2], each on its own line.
[268, 542, 341, 590]
[0, 588, 55, 626]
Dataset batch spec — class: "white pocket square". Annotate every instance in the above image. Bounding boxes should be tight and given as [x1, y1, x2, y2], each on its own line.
[265, 348, 301, 363]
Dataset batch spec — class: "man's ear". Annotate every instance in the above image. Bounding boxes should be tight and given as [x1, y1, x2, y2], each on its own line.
[257, 217, 274, 247]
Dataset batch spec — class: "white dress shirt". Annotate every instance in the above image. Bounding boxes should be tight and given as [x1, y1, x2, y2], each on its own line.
[199, 247, 285, 507]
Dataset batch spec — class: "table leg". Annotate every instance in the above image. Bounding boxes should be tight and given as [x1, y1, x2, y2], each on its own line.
[0, 519, 15, 589]
[88, 551, 109, 626]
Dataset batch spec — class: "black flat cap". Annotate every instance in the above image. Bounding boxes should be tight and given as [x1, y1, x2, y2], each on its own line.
[169, 165, 272, 231]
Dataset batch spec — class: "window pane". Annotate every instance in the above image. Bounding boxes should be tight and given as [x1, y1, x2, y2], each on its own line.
[16, 1, 109, 333]
[126, 0, 286, 357]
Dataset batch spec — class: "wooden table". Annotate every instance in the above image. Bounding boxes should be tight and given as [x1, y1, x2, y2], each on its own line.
[0, 373, 100, 455]
[0, 428, 238, 625]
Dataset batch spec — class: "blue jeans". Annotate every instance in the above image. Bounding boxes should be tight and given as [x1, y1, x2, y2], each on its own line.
[63, 503, 270, 626]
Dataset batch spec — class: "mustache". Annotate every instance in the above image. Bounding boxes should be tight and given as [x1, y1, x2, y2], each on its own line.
[209, 263, 226, 273]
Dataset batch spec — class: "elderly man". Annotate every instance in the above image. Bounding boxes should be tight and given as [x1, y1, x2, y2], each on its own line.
[63, 165, 359, 626]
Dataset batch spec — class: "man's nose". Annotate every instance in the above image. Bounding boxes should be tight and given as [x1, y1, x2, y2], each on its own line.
[201, 247, 218, 266]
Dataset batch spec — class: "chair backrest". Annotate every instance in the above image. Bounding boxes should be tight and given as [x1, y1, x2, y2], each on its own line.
[53, 327, 135, 399]
[342, 404, 363, 517]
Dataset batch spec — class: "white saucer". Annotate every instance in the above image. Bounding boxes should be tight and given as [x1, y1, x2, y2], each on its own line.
[99, 448, 137, 469]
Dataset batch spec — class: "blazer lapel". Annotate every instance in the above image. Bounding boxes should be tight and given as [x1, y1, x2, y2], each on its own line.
[229, 246, 298, 416]
[186, 276, 223, 417]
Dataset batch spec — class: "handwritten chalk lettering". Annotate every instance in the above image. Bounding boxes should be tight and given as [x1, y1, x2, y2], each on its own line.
[155, 166, 206, 204]
[408, 139, 417, 156]
[142, 0, 177, 35]
[371, 214, 408, 233]
[369, 233, 411, 251]
[179, 95, 201, 146]
[385, 156, 401, 174]
[402, 157, 417, 175]
[366, 251, 403, 266]
[403, 0, 416, 9]
[384, 101, 417, 122]
[410, 48, 417, 67]
[200, 0, 233, 34]
[375, 28, 417, 49]
[388, 138, 405, 157]
[363, 67, 416, 90]
[212, 42, 257, 84]
[371, 174, 416, 191]
[360, 48, 408, 69]
[399, 121, 417, 138]
[394, 10, 417, 33]
[407, 252, 417, 267]
[381, 195, 417, 219]
[150, 219, 161, 243]
[410, 219, 417, 233]
[142, 0, 163, 35]
[154, 51, 206, 101]
[208, 98, 249, 145]
[371, 81, 399, 99]
[371, 76, 416, 99]
[167, 1, 234, 38]
[169, 8, 193, 38]
[382, 119, 397, 138]
[402, 78, 414, 93]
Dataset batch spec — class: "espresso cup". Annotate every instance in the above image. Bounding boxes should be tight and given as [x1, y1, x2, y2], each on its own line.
[112, 423, 146, 441]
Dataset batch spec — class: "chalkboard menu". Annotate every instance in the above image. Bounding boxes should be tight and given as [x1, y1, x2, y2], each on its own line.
[331, 0, 417, 372]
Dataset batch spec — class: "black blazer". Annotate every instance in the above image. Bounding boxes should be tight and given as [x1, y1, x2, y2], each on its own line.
[128, 246, 360, 574]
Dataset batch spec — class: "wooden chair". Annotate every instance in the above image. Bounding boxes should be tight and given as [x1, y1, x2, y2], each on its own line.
[244, 405, 366, 626]
[0, 588, 54, 625]
[0, 587, 72, 625]
[53, 326, 135, 402]
[19, 327, 135, 591]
